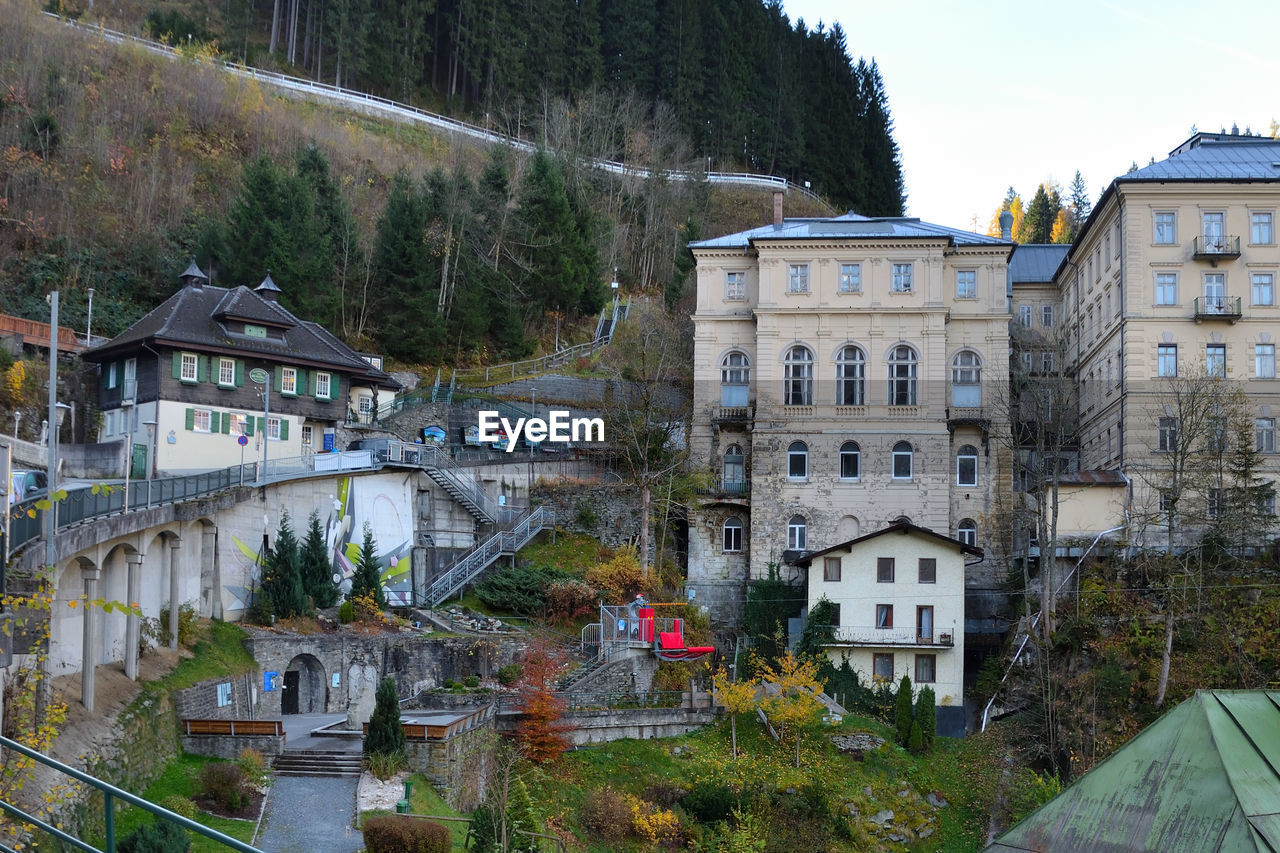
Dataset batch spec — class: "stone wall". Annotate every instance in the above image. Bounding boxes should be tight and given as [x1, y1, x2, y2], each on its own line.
[62, 440, 127, 479]
[405, 720, 495, 811]
[531, 481, 641, 550]
[172, 672, 261, 721]
[494, 706, 717, 746]
[182, 733, 285, 759]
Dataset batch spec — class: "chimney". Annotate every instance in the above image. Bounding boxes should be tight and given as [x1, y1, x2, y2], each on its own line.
[773, 191, 784, 227]
[999, 210, 1013, 241]
[255, 272, 282, 303]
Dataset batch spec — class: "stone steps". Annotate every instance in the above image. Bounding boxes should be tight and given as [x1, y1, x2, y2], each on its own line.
[273, 749, 364, 778]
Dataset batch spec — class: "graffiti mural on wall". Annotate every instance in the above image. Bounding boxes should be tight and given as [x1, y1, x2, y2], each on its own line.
[329, 476, 414, 605]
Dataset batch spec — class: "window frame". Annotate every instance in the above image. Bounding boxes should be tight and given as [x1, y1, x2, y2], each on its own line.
[872, 653, 894, 684]
[1042, 305, 1054, 328]
[192, 409, 212, 433]
[217, 357, 235, 387]
[1158, 417, 1178, 453]
[722, 517, 743, 553]
[958, 519, 978, 546]
[838, 263, 862, 294]
[875, 604, 893, 629]
[725, 271, 746, 300]
[839, 441, 860, 481]
[1256, 418, 1276, 454]
[1154, 211, 1176, 245]
[891, 263, 913, 293]
[956, 445, 979, 487]
[1251, 211, 1274, 245]
[180, 352, 199, 383]
[836, 346, 866, 405]
[915, 654, 936, 684]
[787, 515, 807, 551]
[1206, 343, 1226, 378]
[823, 557, 842, 582]
[787, 263, 810, 294]
[723, 444, 745, 487]
[315, 371, 332, 399]
[1157, 344, 1178, 378]
[887, 346, 918, 406]
[1155, 272, 1178, 306]
[955, 269, 976, 299]
[783, 346, 813, 406]
[1018, 305, 1033, 327]
[892, 441, 913, 480]
[1252, 273, 1275, 307]
[267, 416, 282, 440]
[951, 351, 982, 407]
[918, 558, 936, 584]
[720, 351, 751, 407]
[877, 557, 895, 583]
[106, 362, 118, 389]
[1257, 344, 1276, 379]
[281, 366, 298, 396]
[787, 441, 808, 481]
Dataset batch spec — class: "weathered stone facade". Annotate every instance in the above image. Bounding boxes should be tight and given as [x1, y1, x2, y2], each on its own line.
[532, 481, 643, 551]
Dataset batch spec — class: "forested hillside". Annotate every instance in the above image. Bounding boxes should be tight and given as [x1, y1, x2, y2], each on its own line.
[69, 0, 905, 214]
[0, 3, 833, 364]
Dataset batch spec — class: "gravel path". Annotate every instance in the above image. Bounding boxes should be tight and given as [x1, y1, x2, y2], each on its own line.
[255, 776, 362, 853]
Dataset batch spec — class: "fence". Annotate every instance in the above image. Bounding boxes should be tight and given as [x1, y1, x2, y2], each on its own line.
[494, 690, 686, 713]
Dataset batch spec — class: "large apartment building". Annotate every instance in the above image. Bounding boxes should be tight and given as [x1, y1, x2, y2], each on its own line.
[1058, 131, 1280, 550]
[686, 203, 1013, 622]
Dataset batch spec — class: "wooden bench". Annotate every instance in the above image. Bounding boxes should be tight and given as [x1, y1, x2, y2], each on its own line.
[182, 719, 285, 738]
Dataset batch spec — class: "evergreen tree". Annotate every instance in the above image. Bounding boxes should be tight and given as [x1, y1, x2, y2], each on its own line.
[1067, 170, 1091, 235]
[350, 523, 387, 608]
[369, 171, 438, 361]
[514, 151, 598, 317]
[796, 597, 838, 659]
[262, 511, 307, 618]
[364, 676, 406, 756]
[916, 686, 936, 752]
[894, 674, 914, 748]
[907, 717, 923, 754]
[1019, 183, 1060, 244]
[301, 510, 339, 609]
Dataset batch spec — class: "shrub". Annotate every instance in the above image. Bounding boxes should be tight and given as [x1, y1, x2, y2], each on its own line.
[197, 763, 249, 812]
[351, 591, 383, 623]
[22, 109, 60, 158]
[894, 675, 914, 748]
[916, 686, 937, 752]
[578, 787, 631, 842]
[682, 780, 738, 823]
[236, 748, 269, 786]
[364, 677, 406, 758]
[545, 579, 597, 624]
[362, 814, 450, 853]
[159, 603, 200, 647]
[497, 663, 522, 686]
[908, 718, 923, 754]
[626, 794, 682, 846]
[584, 548, 653, 603]
[159, 795, 197, 820]
[366, 750, 406, 781]
[463, 675, 481, 689]
[474, 565, 570, 613]
[118, 818, 190, 853]
[338, 600, 354, 623]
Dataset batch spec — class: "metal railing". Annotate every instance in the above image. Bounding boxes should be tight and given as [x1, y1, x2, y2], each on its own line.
[1192, 295, 1242, 318]
[0, 734, 261, 852]
[829, 626, 956, 647]
[1192, 235, 1241, 257]
[424, 506, 553, 606]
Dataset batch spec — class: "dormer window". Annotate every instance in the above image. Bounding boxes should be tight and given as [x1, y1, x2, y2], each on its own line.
[244, 324, 267, 338]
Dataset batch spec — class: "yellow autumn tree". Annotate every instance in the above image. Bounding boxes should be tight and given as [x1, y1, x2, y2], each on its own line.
[756, 651, 825, 768]
[1050, 208, 1072, 244]
[712, 666, 759, 759]
[986, 192, 1024, 238]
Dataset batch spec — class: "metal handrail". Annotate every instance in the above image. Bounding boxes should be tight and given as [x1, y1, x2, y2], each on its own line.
[425, 507, 553, 606]
[0, 734, 260, 852]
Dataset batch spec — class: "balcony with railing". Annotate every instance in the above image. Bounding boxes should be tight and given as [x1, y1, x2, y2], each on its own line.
[712, 406, 753, 426]
[828, 626, 955, 648]
[1193, 296, 1242, 322]
[698, 479, 750, 500]
[1192, 235, 1241, 261]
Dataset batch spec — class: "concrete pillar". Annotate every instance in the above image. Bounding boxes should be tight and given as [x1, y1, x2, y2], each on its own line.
[81, 567, 101, 712]
[202, 524, 222, 620]
[124, 553, 142, 680]
[168, 538, 181, 650]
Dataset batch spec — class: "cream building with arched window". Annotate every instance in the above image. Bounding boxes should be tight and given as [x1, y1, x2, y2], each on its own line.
[687, 204, 1013, 623]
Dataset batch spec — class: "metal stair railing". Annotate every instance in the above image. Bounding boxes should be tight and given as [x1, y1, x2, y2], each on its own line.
[425, 506, 553, 606]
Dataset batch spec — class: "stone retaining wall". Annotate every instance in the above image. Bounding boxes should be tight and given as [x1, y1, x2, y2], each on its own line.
[181, 733, 285, 760]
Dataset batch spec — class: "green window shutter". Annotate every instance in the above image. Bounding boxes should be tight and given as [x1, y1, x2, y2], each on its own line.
[279, 419, 289, 441]
[297, 369, 308, 397]
[309, 372, 317, 396]
[221, 413, 231, 434]
[257, 416, 265, 434]
[329, 376, 338, 400]
[209, 411, 221, 433]
[244, 416, 254, 436]
[185, 408, 195, 430]
[274, 365, 282, 392]
[172, 353, 182, 379]
[235, 361, 245, 387]
[197, 356, 208, 383]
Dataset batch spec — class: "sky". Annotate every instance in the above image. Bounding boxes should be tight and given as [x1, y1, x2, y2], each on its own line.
[783, 0, 1280, 232]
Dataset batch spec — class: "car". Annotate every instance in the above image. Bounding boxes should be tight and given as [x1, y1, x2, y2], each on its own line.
[8, 470, 48, 505]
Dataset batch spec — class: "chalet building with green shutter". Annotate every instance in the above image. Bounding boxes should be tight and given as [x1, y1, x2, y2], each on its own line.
[84, 264, 399, 476]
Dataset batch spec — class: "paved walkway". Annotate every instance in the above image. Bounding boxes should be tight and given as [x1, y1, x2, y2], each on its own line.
[255, 775, 362, 853]
[255, 713, 364, 852]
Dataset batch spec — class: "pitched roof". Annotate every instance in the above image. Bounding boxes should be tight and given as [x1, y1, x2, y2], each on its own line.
[987, 690, 1280, 853]
[1010, 244, 1070, 284]
[690, 212, 1012, 250]
[1125, 134, 1280, 182]
[85, 283, 399, 389]
[795, 520, 983, 567]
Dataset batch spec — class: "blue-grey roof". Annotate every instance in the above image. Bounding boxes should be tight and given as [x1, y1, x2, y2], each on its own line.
[1125, 134, 1280, 182]
[1010, 244, 1070, 284]
[690, 212, 1009, 250]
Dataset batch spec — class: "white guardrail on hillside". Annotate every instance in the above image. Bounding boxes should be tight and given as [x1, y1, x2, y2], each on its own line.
[44, 13, 826, 204]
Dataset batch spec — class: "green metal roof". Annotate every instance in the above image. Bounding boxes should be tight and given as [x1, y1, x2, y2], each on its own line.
[987, 690, 1280, 852]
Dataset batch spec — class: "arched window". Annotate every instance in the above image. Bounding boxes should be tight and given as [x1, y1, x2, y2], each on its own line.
[958, 518, 978, 547]
[723, 444, 745, 490]
[723, 517, 743, 553]
[788, 515, 808, 550]
[839, 441, 860, 480]
[892, 441, 913, 480]
[952, 351, 982, 407]
[720, 351, 750, 407]
[836, 346, 866, 405]
[783, 346, 814, 405]
[888, 345, 918, 406]
[787, 441, 808, 480]
[956, 444, 979, 487]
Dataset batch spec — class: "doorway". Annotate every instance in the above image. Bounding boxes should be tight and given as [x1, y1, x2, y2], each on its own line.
[282, 670, 300, 714]
[282, 653, 327, 714]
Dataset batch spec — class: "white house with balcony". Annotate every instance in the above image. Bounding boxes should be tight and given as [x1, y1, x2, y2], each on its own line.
[797, 520, 982, 737]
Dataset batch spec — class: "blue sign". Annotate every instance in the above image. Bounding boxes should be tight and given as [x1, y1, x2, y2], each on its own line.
[323, 432, 335, 452]
[264, 671, 278, 692]
[237, 434, 249, 447]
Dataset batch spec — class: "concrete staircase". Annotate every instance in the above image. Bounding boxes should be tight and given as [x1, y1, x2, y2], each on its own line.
[272, 748, 364, 778]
